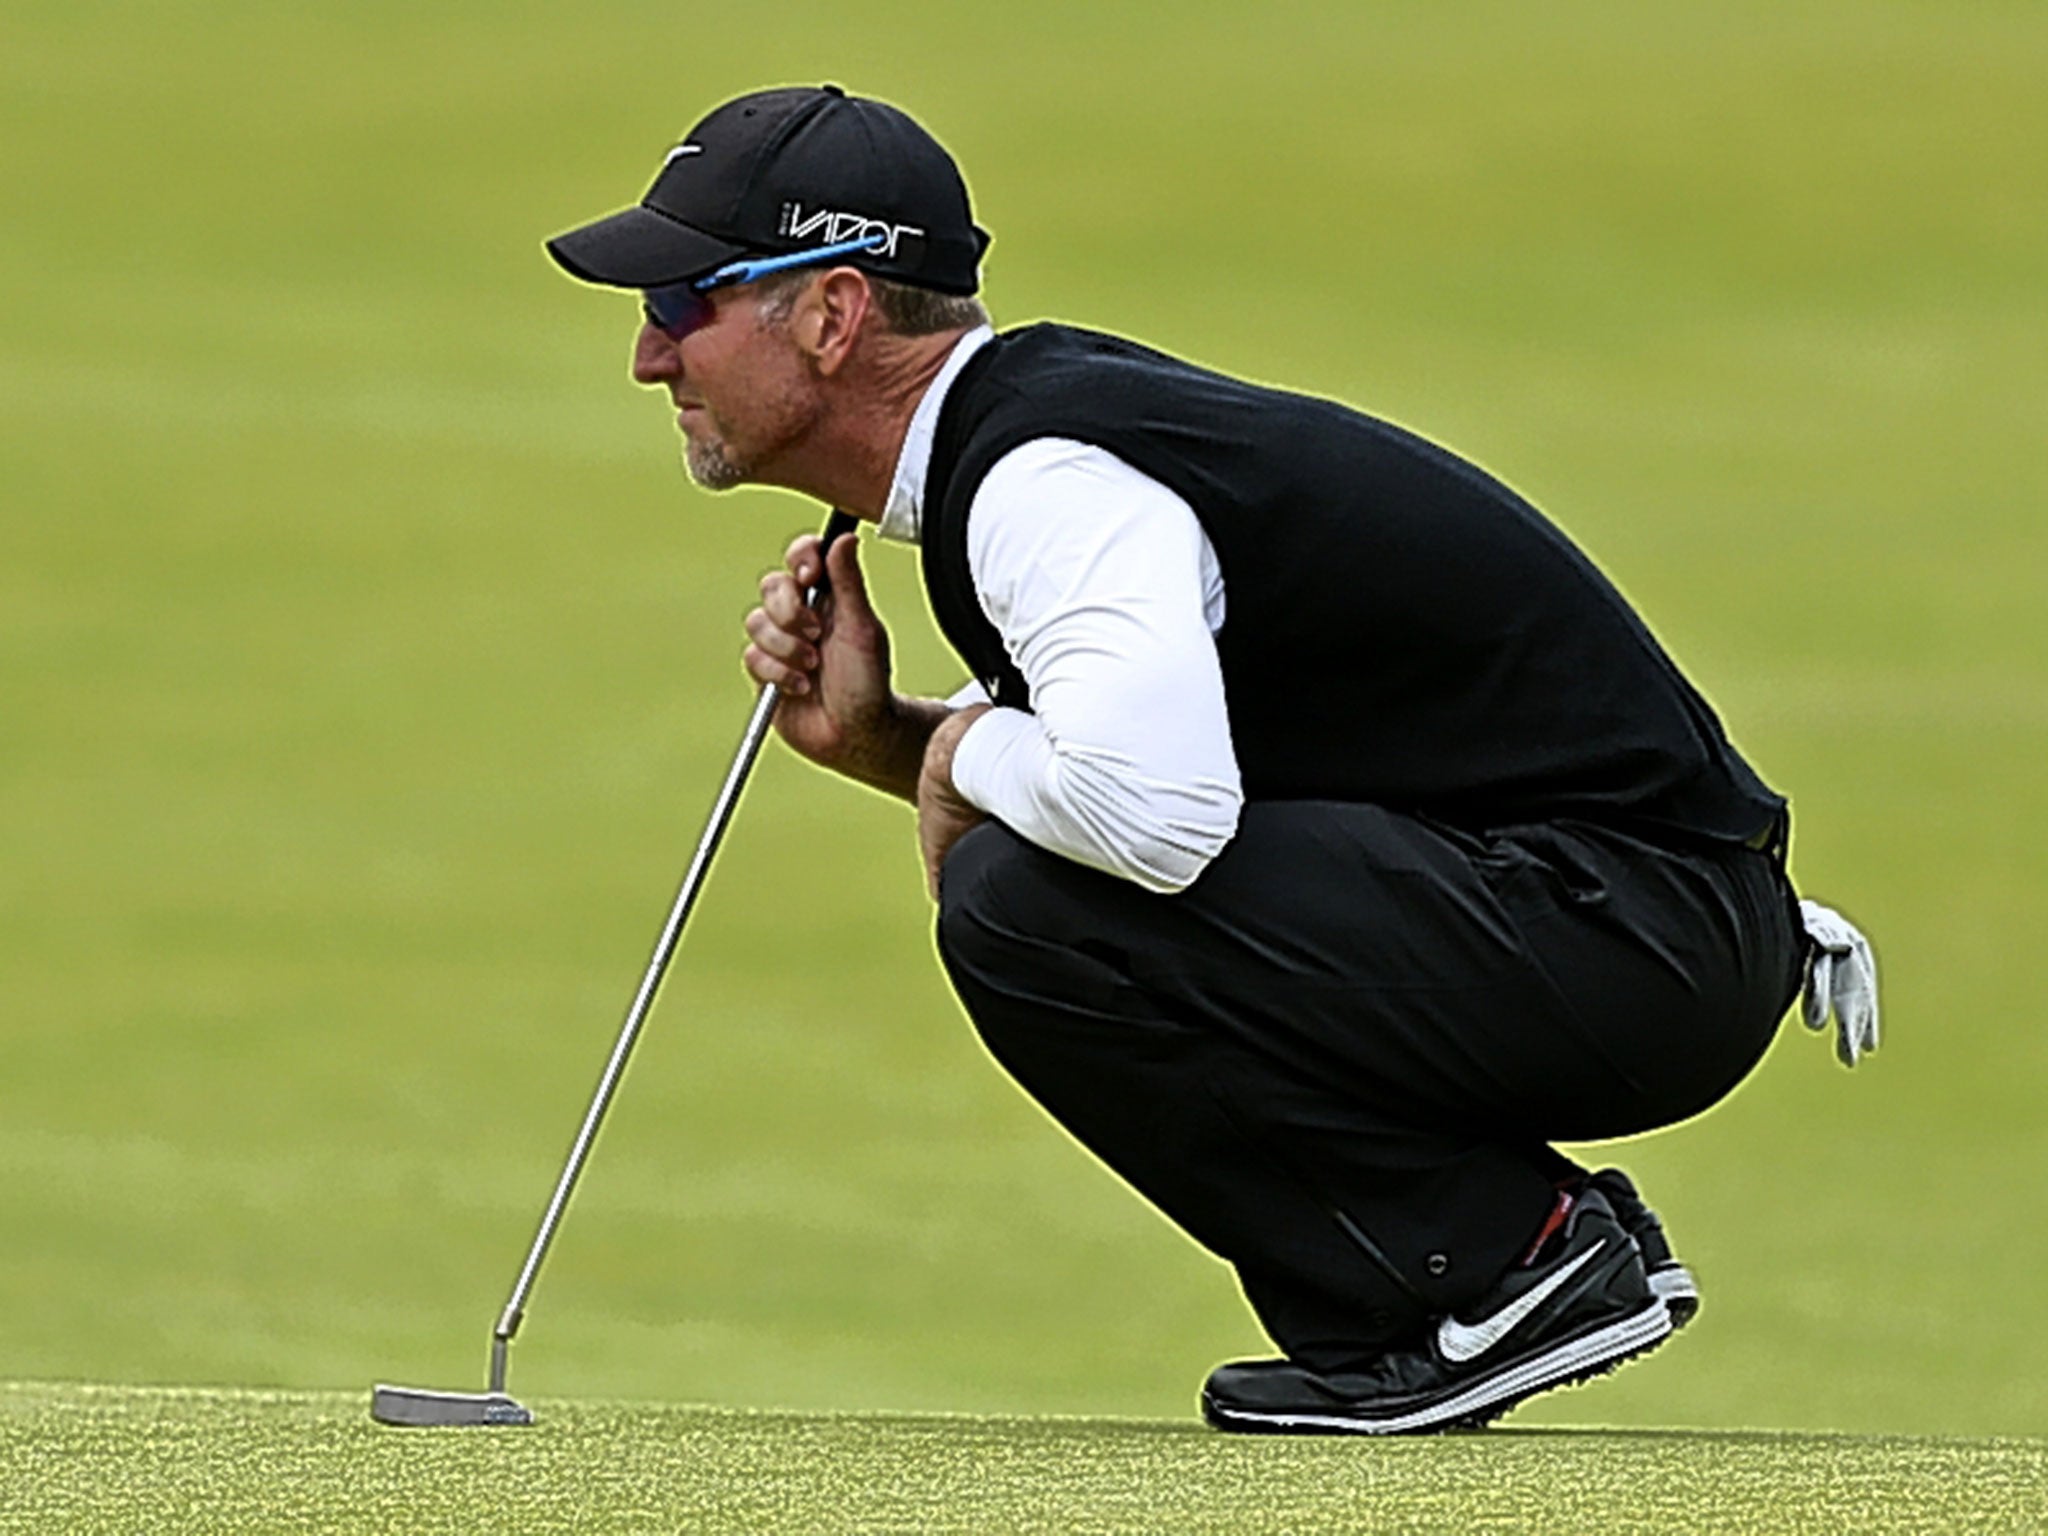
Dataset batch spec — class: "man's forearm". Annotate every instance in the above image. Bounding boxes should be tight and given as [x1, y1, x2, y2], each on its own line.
[834, 694, 958, 803]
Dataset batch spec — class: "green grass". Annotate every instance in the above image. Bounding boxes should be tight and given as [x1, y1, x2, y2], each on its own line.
[3, 0, 2045, 1475]
[4, 1382, 2042, 1535]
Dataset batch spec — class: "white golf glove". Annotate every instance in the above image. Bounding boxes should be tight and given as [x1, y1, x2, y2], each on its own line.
[1798, 899, 1880, 1067]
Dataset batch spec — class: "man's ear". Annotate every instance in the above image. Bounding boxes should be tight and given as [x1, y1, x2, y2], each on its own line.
[795, 267, 873, 377]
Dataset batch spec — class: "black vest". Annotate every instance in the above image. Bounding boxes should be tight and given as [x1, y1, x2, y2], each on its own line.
[920, 324, 1783, 843]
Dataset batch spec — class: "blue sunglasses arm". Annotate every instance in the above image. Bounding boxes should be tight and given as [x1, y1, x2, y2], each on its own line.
[695, 232, 889, 292]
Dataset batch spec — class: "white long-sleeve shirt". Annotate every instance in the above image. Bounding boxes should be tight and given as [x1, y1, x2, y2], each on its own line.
[878, 328, 1243, 893]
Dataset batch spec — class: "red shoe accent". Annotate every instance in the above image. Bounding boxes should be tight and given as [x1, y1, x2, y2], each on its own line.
[1519, 1188, 1577, 1267]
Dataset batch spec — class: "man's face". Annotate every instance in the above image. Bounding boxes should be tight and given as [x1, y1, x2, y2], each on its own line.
[630, 286, 821, 491]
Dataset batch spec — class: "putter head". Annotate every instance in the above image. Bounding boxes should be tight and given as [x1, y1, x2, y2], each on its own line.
[370, 1383, 534, 1427]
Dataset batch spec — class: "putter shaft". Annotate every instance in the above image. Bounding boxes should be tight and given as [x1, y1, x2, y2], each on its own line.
[488, 510, 856, 1395]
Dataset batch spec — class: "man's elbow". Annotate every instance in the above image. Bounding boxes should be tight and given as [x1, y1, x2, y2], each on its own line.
[1039, 746, 1243, 894]
[1116, 784, 1243, 895]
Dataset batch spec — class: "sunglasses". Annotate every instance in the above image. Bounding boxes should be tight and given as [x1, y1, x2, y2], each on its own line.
[640, 232, 887, 340]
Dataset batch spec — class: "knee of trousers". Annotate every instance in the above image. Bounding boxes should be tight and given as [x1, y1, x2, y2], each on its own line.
[936, 822, 1048, 986]
[934, 823, 1123, 1057]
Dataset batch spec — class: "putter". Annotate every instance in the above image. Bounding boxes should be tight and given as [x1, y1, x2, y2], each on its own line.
[372, 509, 857, 1427]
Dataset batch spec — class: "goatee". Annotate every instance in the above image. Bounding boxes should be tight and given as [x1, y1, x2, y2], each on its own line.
[684, 437, 748, 491]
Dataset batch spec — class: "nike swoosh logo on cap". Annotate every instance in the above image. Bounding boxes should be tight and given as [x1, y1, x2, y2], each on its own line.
[663, 144, 704, 166]
[1435, 1241, 1605, 1364]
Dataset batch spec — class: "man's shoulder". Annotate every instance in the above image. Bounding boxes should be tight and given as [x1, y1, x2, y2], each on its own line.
[958, 324, 1274, 435]
[984, 321, 1196, 377]
[979, 322, 1371, 432]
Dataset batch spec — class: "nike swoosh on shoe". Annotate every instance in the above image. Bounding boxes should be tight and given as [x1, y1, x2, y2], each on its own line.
[1435, 1241, 1605, 1363]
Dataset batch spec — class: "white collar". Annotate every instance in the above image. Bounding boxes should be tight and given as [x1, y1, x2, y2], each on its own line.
[877, 325, 995, 545]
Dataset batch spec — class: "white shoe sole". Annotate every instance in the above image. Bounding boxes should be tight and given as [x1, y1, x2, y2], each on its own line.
[1204, 1298, 1675, 1436]
[1649, 1265, 1700, 1326]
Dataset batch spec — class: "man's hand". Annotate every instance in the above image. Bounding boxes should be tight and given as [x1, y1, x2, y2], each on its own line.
[918, 704, 992, 899]
[743, 529, 941, 799]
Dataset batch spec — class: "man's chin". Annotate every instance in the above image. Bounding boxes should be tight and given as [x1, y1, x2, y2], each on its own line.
[682, 439, 749, 492]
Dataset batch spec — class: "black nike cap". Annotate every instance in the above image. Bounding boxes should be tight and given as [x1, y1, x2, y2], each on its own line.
[545, 85, 989, 294]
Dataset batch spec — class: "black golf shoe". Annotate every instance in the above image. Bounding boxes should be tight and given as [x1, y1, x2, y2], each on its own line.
[1587, 1167, 1699, 1328]
[1201, 1185, 1672, 1435]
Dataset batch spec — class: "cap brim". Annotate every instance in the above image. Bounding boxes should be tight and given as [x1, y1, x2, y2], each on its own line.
[544, 205, 747, 288]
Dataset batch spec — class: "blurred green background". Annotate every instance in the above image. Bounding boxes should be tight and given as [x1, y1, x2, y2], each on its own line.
[3, 0, 2042, 1440]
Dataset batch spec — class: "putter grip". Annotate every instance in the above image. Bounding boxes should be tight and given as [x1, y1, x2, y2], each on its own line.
[809, 508, 858, 606]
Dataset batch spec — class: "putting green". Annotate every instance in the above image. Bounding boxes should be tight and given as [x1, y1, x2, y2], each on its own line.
[3, 1382, 2041, 1534]
[4, 0, 2045, 1454]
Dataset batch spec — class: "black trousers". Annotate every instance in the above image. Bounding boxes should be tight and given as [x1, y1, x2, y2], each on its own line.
[934, 802, 1806, 1370]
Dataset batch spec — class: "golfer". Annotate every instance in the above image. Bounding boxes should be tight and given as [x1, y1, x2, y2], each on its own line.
[546, 84, 1879, 1434]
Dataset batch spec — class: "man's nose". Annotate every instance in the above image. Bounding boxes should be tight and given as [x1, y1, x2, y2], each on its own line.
[631, 322, 678, 384]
